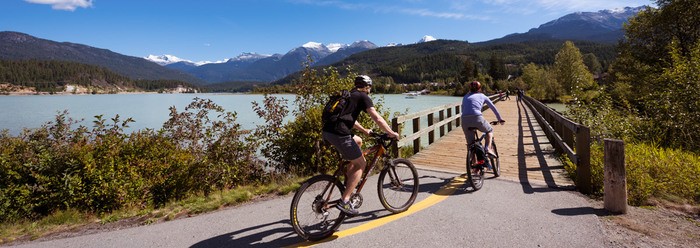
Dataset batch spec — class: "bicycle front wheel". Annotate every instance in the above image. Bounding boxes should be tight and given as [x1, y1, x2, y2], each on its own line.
[377, 158, 419, 213]
[490, 140, 500, 177]
[290, 175, 346, 241]
[466, 149, 484, 190]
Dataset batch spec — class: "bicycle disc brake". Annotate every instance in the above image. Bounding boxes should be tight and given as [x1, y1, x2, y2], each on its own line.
[311, 195, 326, 214]
[349, 193, 363, 209]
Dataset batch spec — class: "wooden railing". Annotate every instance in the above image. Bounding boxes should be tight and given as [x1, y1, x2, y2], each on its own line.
[390, 94, 502, 157]
[521, 95, 591, 194]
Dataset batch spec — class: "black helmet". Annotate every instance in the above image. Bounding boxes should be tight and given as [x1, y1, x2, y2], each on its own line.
[469, 81, 481, 92]
[354, 75, 373, 87]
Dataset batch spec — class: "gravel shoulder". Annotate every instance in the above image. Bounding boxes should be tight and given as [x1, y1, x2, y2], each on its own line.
[591, 199, 700, 247]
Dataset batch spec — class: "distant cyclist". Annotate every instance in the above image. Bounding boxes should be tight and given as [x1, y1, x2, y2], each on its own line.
[461, 81, 505, 158]
[322, 75, 399, 216]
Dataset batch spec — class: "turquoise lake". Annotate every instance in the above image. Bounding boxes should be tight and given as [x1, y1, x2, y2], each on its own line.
[0, 93, 462, 136]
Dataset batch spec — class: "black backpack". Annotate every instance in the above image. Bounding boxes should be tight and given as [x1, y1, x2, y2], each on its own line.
[322, 90, 351, 123]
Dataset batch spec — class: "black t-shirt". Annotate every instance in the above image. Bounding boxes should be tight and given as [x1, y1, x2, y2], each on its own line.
[322, 89, 374, 136]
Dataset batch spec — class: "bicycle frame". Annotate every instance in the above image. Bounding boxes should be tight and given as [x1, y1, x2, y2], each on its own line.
[467, 129, 487, 159]
[290, 133, 419, 241]
[322, 136, 392, 210]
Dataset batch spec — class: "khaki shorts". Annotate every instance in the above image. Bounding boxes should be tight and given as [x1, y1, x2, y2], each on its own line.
[461, 115, 493, 145]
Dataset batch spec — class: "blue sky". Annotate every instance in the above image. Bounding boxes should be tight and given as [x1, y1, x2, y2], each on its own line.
[2, 0, 652, 63]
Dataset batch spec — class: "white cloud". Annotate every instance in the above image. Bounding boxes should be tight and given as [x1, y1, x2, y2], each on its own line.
[288, 0, 367, 10]
[292, 0, 649, 22]
[400, 8, 465, 19]
[291, 0, 489, 20]
[478, 0, 650, 13]
[534, 0, 651, 11]
[25, 0, 93, 11]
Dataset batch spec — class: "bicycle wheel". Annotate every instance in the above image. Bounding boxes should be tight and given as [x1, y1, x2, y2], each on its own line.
[290, 175, 346, 241]
[489, 140, 500, 177]
[377, 158, 419, 213]
[466, 149, 484, 190]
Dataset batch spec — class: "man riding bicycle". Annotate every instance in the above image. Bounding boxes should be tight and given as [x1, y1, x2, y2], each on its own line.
[322, 75, 399, 216]
[461, 81, 505, 161]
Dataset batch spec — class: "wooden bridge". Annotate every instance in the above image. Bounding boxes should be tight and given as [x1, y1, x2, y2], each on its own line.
[391, 95, 591, 193]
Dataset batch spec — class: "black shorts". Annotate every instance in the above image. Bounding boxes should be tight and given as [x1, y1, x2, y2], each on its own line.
[322, 131, 362, 160]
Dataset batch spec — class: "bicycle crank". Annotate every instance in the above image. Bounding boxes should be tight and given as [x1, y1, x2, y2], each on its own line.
[349, 193, 363, 209]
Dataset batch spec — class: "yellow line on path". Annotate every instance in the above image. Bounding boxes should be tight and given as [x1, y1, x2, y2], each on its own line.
[290, 176, 466, 247]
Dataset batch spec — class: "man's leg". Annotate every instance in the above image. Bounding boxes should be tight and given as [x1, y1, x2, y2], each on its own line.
[343, 135, 364, 201]
[343, 156, 365, 201]
[353, 135, 363, 147]
[485, 131, 494, 156]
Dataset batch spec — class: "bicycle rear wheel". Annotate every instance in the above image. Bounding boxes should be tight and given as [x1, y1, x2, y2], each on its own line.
[489, 140, 500, 177]
[466, 149, 484, 190]
[290, 175, 346, 241]
[377, 158, 419, 213]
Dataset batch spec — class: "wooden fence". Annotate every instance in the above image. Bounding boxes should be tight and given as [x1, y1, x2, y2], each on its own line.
[521, 95, 591, 194]
[390, 94, 502, 157]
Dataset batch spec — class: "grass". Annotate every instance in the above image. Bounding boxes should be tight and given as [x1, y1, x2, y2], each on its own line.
[0, 175, 308, 245]
[564, 140, 700, 208]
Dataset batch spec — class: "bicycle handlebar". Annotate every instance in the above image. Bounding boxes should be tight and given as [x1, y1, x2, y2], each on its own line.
[369, 131, 397, 149]
[490, 120, 506, 125]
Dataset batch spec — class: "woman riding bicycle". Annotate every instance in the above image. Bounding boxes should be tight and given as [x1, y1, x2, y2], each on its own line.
[461, 81, 505, 159]
[322, 75, 399, 216]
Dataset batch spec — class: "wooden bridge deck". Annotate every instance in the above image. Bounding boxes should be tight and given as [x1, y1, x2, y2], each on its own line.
[408, 98, 575, 190]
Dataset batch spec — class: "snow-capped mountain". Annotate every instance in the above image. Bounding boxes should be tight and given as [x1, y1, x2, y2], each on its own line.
[326, 43, 346, 52]
[226, 52, 272, 63]
[145, 54, 228, 66]
[316, 40, 378, 67]
[157, 40, 380, 83]
[418, 35, 437, 43]
[490, 6, 645, 44]
[347, 40, 377, 50]
[538, 6, 643, 31]
[289, 42, 333, 59]
[145, 54, 191, 66]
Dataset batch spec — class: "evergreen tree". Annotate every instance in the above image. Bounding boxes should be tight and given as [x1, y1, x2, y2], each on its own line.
[582, 53, 602, 76]
[459, 59, 475, 82]
[488, 53, 507, 80]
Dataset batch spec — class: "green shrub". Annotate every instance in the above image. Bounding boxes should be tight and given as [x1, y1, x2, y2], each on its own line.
[251, 64, 395, 176]
[0, 98, 264, 223]
[586, 141, 700, 206]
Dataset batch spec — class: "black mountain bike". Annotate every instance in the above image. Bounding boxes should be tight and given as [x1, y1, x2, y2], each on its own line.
[465, 121, 502, 190]
[290, 132, 419, 241]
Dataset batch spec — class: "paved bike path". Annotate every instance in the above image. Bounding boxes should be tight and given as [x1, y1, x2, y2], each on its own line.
[11, 169, 607, 248]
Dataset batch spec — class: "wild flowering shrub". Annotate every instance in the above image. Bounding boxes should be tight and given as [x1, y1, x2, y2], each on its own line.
[0, 98, 264, 222]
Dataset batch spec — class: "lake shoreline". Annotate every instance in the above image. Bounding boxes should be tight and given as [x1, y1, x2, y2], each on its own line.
[0, 93, 461, 136]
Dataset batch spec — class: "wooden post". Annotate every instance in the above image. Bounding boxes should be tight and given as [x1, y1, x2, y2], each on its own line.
[391, 118, 400, 158]
[428, 113, 435, 145]
[576, 125, 591, 194]
[413, 117, 420, 154]
[455, 105, 461, 127]
[604, 139, 627, 214]
[439, 110, 445, 137]
[563, 125, 574, 150]
[447, 108, 453, 132]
